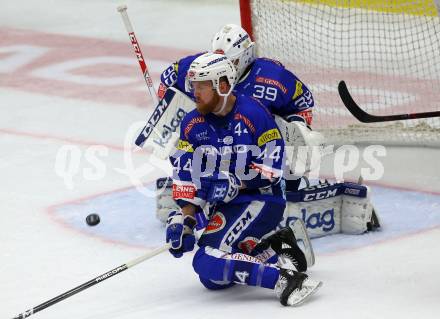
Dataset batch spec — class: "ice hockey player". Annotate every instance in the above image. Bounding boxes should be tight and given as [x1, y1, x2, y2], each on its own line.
[165, 52, 322, 306]
[158, 24, 314, 123]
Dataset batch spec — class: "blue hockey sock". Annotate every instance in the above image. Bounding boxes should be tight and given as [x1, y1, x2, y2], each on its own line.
[193, 247, 280, 289]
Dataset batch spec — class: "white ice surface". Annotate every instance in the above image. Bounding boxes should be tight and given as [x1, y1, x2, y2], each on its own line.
[1, 1, 440, 319]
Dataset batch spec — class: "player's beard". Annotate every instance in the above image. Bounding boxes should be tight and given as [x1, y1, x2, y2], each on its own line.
[196, 93, 220, 115]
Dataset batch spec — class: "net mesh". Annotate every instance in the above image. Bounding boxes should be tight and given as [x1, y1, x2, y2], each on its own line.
[247, 0, 440, 146]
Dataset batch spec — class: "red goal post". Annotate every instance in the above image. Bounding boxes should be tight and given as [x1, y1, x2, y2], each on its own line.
[239, 0, 440, 147]
[239, 0, 254, 40]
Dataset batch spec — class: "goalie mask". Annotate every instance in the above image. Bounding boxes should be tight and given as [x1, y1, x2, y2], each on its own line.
[211, 24, 255, 79]
[185, 52, 237, 97]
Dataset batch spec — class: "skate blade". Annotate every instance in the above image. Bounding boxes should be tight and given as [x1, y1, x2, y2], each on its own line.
[287, 280, 323, 306]
[291, 219, 315, 267]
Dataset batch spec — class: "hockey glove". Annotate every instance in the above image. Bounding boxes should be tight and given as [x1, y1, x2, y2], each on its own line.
[200, 172, 242, 204]
[165, 210, 197, 258]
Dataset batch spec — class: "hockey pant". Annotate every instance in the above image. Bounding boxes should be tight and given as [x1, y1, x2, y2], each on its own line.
[193, 200, 285, 290]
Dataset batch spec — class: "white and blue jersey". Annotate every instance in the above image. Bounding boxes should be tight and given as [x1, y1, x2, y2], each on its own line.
[169, 93, 287, 290]
[158, 55, 314, 124]
[157, 52, 204, 100]
[235, 58, 314, 122]
[170, 94, 286, 208]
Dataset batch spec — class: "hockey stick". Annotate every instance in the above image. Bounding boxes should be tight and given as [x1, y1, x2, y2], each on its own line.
[338, 80, 440, 123]
[118, 4, 159, 106]
[12, 243, 171, 319]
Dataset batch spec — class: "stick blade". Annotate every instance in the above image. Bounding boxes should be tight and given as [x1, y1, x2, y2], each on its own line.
[338, 80, 440, 123]
[338, 81, 374, 123]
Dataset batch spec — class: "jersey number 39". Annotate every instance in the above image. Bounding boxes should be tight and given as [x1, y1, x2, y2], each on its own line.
[253, 85, 277, 102]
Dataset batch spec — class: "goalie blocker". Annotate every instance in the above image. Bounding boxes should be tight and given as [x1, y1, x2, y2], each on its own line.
[135, 87, 195, 159]
[156, 178, 380, 238]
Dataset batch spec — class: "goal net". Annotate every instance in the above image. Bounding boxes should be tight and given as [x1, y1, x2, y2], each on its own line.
[240, 0, 440, 146]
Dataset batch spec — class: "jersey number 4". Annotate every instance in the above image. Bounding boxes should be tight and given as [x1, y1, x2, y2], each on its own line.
[234, 271, 249, 284]
[234, 123, 248, 136]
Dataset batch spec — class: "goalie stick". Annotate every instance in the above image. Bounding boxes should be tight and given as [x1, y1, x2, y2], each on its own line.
[118, 5, 159, 106]
[11, 244, 171, 319]
[117, 5, 196, 159]
[338, 80, 440, 123]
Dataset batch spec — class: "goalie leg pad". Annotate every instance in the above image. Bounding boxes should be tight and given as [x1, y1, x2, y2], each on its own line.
[281, 181, 379, 238]
[341, 184, 376, 235]
[156, 177, 179, 223]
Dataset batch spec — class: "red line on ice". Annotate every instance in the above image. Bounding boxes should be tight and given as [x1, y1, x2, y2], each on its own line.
[0, 28, 193, 108]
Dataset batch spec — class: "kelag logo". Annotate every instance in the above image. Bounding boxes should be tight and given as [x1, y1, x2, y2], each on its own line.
[153, 107, 187, 148]
[285, 208, 335, 232]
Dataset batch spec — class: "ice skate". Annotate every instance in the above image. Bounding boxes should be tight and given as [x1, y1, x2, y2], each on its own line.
[275, 269, 322, 306]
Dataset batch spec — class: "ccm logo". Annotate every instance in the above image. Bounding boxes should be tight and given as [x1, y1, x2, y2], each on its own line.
[140, 97, 169, 140]
[304, 188, 338, 201]
[224, 210, 253, 246]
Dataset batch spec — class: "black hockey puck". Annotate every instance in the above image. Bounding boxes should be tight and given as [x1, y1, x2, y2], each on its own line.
[86, 213, 100, 226]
